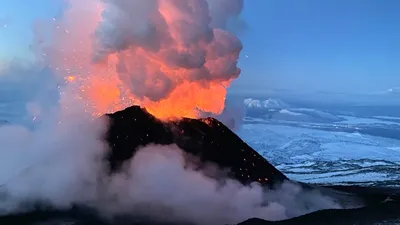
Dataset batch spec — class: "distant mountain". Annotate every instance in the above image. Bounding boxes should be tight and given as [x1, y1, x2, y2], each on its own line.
[243, 98, 289, 109]
[286, 108, 343, 122]
[270, 110, 342, 123]
[243, 98, 343, 123]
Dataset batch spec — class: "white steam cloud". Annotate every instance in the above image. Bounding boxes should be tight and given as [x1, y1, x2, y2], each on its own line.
[100, 144, 342, 224]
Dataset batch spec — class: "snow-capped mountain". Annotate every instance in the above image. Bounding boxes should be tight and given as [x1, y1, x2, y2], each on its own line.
[243, 98, 289, 109]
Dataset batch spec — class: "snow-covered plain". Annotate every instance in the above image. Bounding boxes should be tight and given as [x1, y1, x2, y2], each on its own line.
[238, 98, 400, 187]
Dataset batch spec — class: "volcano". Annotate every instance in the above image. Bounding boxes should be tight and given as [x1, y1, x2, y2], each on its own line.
[1, 105, 400, 225]
[104, 105, 287, 187]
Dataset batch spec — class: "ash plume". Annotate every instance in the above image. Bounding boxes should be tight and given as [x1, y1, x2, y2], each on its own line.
[33, 0, 245, 118]
[91, 0, 244, 118]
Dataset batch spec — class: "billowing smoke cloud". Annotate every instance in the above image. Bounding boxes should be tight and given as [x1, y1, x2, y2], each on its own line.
[214, 95, 245, 131]
[0, 86, 108, 213]
[94, 0, 242, 83]
[0, 61, 61, 126]
[99, 144, 342, 224]
[7, 0, 245, 125]
[33, 0, 245, 119]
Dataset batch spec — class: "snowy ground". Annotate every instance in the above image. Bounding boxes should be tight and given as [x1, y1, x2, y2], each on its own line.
[237, 117, 400, 187]
[337, 115, 400, 126]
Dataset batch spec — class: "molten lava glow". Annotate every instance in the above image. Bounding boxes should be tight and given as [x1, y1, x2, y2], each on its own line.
[41, 0, 243, 120]
[143, 81, 229, 119]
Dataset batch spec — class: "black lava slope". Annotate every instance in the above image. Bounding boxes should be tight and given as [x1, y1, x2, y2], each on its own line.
[104, 105, 287, 186]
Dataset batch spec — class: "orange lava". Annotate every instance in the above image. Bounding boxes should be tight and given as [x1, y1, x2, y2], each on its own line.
[47, 0, 240, 120]
[142, 81, 229, 120]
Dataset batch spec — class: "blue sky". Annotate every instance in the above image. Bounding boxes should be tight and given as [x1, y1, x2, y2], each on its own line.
[236, 0, 400, 93]
[1, 0, 399, 94]
[0, 0, 62, 61]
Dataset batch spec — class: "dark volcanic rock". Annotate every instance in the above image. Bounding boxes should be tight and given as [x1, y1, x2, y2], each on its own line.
[239, 201, 400, 225]
[322, 185, 400, 204]
[0, 205, 108, 225]
[0, 207, 193, 225]
[104, 105, 287, 186]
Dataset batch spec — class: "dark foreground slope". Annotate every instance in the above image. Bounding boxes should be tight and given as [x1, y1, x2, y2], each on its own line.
[1, 105, 400, 225]
[240, 201, 400, 225]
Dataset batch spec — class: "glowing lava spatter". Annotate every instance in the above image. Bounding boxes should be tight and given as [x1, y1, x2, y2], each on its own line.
[41, 0, 243, 120]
